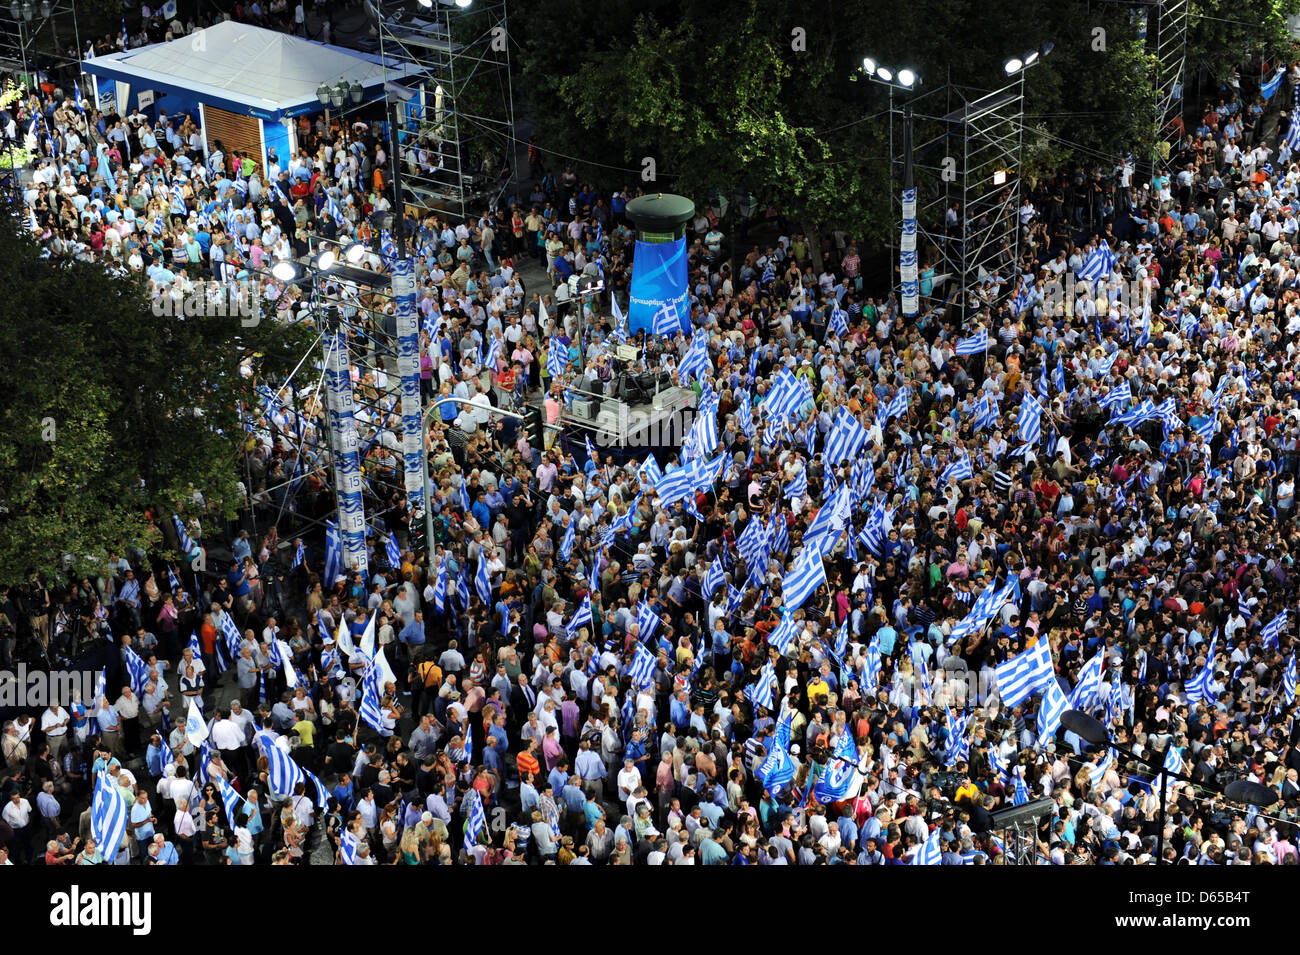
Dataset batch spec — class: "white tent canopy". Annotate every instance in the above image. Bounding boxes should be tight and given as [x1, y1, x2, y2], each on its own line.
[82, 20, 416, 120]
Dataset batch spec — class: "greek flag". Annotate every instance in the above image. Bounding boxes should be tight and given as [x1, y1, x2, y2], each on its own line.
[475, 552, 492, 606]
[432, 559, 447, 613]
[748, 662, 777, 711]
[783, 467, 808, 499]
[172, 514, 198, 560]
[954, 328, 988, 356]
[995, 637, 1055, 708]
[1036, 680, 1070, 747]
[761, 262, 775, 285]
[914, 825, 943, 865]
[755, 717, 796, 796]
[628, 642, 657, 687]
[859, 497, 888, 557]
[547, 338, 567, 378]
[1011, 274, 1032, 316]
[559, 520, 576, 563]
[1088, 749, 1115, 791]
[1068, 650, 1107, 714]
[1098, 380, 1131, 410]
[290, 539, 305, 570]
[171, 181, 187, 215]
[988, 743, 1008, 782]
[973, 393, 999, 432]
[385, 532, 401, 568]
[566, 595, 593, 638]
[463, 789, 487, 847]
[1286, 117, 1300, 154]
[1185, 632, 1218, 706]
[782, 546, 826, 611]
[324, 192, 347, 225]
[1053, 359, 1066, 394]
[359, 663, 385, 733]
[123, 645, 149, 695]
[1262, 610, 1287, 651]
[829, 305, 850, 338]
[825, 407, 869, 466]
[1078, 241, 1117, 282]
[703, 558, 726, 600]
[863, 635, 882, 693]
[1284, 653, 1296, 705]
[765, 369, 809, 422]
[91, 771, 129, 862]
[324, 520, 343, 585]
[1018, 393, 1044, 447]
[653, 301, 683, 337]
[678, 334, 712, 383]
[637, 602, 661, 644]
[940, 453, 973, 485]
[768, 613, 800, 655]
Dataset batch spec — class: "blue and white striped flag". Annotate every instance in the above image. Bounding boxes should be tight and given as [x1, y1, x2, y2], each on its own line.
[914, 825, 943, 865]
[703, 558, 726, 599]
[475, 551, 492, 606]
[824, 407, 869, 466]
[768, 613, 800, 655]
[783, 467, 808, 499]
[628, 642, 657, 687]
[463, 789, 487, 847]
[995, 637, 1054, 708]
[829, 305, 850, 338]
[290, 539, 305, 570]
[974, 392, 1000, 432]
[123, 645, 149, 695]
[1078, 241, 1116, 282]
[747, 662, 777, 711]
[678, 334, 712, 383]
[385, 532, 401, 568]
[940, 453, 973, 485]
[781, 546, 826, 611]
[559, 520, 576, 563]
[636, 602, 661, 644]
[1036, 679, 1070, 747]
[1262, 609, 1287, 651]
[324, 520, 342, 585]
[1068, 649, 1107, 714]
[1185, 632, 1218, 706]
[91, 770, 129, 862]
[565, 595, 593, 638]
[359, 663, 385, 734]
[1018, 393, 1044, 447]
[1088, 748, 1115, 791]
[954, 328, 988, 355]
[547, 338, 567, 378]
[653, 300, 683, 337]
[1284, 652, 1297, 705]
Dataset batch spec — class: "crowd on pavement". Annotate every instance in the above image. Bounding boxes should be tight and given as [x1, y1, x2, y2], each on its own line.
[3, 10, 1300, 865]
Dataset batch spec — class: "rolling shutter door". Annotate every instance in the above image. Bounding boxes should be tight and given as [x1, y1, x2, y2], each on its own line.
[203, 105, 263, 176]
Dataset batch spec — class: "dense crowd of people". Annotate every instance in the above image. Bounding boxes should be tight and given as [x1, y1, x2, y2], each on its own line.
[3, 7, 1300, 866]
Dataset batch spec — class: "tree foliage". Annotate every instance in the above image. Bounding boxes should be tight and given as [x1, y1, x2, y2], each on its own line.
[0, 211, 312, 583]
[510, 0, 1293, 236]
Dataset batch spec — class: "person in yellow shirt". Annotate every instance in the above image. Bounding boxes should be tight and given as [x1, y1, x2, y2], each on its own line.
[806, 674, 830, 706]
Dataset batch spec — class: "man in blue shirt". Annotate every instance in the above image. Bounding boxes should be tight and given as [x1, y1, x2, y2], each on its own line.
[401, 611, 426, 648]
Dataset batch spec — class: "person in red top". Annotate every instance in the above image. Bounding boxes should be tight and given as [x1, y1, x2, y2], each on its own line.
[516, 737, 541, 779]
[200, 613, 219, 673]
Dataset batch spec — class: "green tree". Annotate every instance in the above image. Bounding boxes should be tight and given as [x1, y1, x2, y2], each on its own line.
[1188, 0, 1300, 85]
[0, 211, 313, 583]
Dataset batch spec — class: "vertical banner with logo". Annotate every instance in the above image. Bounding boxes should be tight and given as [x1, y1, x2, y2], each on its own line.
[900, 104, 920, 320]
[324, 332, 369, 577]
[391, 256, 424, 512]
[627, 237, 690, 335]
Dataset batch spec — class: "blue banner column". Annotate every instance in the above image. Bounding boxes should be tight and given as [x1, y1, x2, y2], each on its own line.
[324, 330, 369, 578]
[625, 193, 696, 336]
[900, 104, 920, 320]
[391, 256, 424, 514]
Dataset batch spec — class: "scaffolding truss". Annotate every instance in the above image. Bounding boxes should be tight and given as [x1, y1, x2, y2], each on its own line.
[1151, 0, 1189, 169]
[376, 0, 516, 223]
[890, 77, 1026, 319]
[0, 0, 82, 84]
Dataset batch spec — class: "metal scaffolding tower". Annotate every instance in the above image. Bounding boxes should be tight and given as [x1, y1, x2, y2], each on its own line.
[0, 0, 82, 84]
[375, 0, 516, 223]
[1151, 0, 1189, 168]
[890, 77, 1027, 319]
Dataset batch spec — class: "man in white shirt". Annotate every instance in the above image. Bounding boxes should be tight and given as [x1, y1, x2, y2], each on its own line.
[40, 703, 70, 762]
